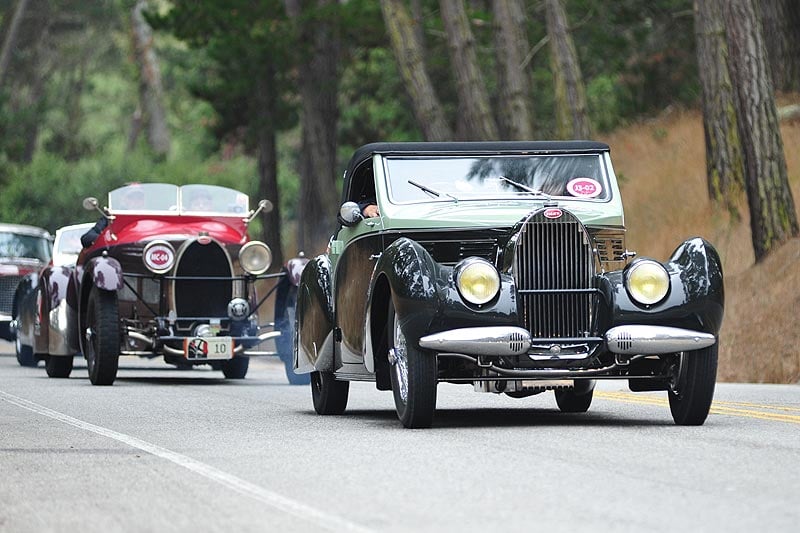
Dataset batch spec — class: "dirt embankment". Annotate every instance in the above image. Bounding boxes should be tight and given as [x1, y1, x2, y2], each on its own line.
[600, 101, 800, 383]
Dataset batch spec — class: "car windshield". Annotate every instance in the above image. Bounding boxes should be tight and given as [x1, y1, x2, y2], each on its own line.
[0, 232, 51, 261]
[107, 184, 249, 215]
[179, 184, 249, 214]
[383, 154, 609, 204]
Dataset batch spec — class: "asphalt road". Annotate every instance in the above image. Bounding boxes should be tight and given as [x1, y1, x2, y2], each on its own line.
[1, 344, 799, 533]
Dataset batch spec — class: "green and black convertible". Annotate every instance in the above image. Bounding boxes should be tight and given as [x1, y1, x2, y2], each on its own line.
[295, 141, 724, 428]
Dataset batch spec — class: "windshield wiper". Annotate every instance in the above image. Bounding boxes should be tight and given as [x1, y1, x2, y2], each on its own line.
[498, 176, 550, 200]
[408, 180, 459, 202]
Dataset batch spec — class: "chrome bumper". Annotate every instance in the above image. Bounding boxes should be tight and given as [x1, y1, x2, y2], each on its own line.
[419, 325, 715, 356]
[604, 325, 715, 354]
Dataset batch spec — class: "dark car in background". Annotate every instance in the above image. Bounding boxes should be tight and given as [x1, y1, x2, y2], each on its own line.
[0, 223, 52, 351]
[38, 183, 304, 386]
[295, 141, 724, 428]
[12, 222, 94, 373]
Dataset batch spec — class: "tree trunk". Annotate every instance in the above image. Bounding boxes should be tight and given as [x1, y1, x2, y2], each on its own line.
[0, 0, 29, 89]
[545, 0, 592, 140]
[380, 0, 452, 141]
[131, 0, 170, 157]
[285, 0, 341, 255]
[492, 0, 534, 140]
[724, 0, 799, 261]
[254, 63, 283, 271]
[693, 0, 745, 219]
[439, 0, 498, 140]
[760, 0, 800, 92]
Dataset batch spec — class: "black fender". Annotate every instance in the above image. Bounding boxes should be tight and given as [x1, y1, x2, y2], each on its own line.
[370, 238, 443, 352]
[295, 254, 335, 373]
[598, 237, 724, 335]
[366, 238, 521, 374]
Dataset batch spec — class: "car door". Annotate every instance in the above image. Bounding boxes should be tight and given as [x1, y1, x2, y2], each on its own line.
[329, 159, 384, 372]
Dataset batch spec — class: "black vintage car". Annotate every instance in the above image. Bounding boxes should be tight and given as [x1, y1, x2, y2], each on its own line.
[294, 141, 724, 428]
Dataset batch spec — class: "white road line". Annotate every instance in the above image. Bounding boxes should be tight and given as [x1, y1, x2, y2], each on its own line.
[1, 390, 373, 533]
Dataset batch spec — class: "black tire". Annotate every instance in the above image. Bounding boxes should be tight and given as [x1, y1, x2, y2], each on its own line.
[85, 286, 120, 386]
[45, 356, 74, 378]
[669, 344, 718, 426]
[15, 335, 38, 367]
[388, 302, 437, 428]
[311, 371, 349, 415]
[555, 380, 595, 413]
[221, 356, 249, 379]
[275, 276, 309, 385]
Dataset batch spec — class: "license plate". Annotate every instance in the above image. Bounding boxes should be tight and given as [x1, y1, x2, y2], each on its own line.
[183, 337, 234, 360]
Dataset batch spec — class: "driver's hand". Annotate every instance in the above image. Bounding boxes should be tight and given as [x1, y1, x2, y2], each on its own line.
[363, 204, 380, 218]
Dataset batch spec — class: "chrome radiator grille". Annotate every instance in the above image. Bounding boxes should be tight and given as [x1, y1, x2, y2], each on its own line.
[0, 275, 22, 314]
[513, 210, 596, 339]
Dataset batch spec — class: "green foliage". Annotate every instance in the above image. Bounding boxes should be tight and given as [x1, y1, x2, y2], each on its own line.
[586, 74, 628, 132]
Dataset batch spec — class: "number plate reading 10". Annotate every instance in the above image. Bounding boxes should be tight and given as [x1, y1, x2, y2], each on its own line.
[184, 337, 234, 360]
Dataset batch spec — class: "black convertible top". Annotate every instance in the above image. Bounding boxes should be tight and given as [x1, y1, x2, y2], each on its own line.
[344, 140, 610, 178]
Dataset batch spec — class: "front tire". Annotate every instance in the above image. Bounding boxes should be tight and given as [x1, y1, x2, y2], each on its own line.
[388, 302, 437, 428]
[555, 380, 595, 413]
[15, 335, 37, 367]
[85, 286, 120, 386]
[221, 356, 249, 379]
[45, 356, 74, 378]
[311, 371, 349, 414]
[668, 344, 718, 426]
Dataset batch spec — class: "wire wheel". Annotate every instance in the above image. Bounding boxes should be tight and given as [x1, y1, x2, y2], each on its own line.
[388, 301, 437, 428]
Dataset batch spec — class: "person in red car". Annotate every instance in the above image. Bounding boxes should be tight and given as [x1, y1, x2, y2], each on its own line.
[80, 186, 145, 247]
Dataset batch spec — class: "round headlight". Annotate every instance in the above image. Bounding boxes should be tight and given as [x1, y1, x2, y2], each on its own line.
[456, 258, 501, 305]
[240, 241, 272, 275]
[626, 259, 670, 305]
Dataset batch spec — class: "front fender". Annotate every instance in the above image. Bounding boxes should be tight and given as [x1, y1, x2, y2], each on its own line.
[84, 255, 124, 292]
[285, 256, 310, 286]
[295, 254, 335, 373]
[600, 237, 724, 335]
[43, 266, 76, 356]
[372, 238, 444, 347]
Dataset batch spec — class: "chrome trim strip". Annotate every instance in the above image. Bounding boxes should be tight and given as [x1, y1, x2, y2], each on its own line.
[605, 325, 716, 354]
[419, 326, 531, 356]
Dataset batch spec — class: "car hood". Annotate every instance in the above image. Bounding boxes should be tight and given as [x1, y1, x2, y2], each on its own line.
[381, 199, 624, 230]
[104, 215, 247, 247]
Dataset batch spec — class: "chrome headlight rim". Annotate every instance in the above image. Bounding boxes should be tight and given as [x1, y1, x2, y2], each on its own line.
[454, 257, 501, 306]
[239, 241, 272, 275]
[625, 258, 670, 306]
[142, 240, 176, 274]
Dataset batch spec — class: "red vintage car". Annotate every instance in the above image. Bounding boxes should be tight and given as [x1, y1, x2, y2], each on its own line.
[22, 183, 306, 385]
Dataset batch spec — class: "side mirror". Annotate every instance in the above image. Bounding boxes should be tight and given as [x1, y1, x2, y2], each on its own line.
[83, 196, 109, 218]
[82, 197, 99, 211]
[339, 202, 363, 226]
[245, 199, 273, 225]
[258, 199, 273, 214]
